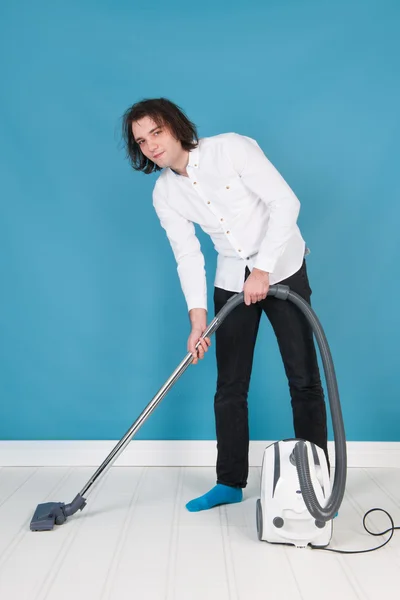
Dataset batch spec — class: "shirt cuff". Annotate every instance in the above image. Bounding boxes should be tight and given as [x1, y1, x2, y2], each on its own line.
[253, 255, 277, 274]
[187, 298, 208, 312]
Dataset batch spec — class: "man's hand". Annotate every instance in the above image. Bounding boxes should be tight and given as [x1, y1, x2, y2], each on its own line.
[188, 308, 211, 364]
[243, 268, 270, 306]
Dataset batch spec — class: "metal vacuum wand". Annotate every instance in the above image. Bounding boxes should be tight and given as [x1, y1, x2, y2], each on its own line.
[31, 287, 281, 531]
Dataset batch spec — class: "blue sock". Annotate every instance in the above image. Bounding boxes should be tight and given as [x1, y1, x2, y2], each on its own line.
[185, 483, 242, 512]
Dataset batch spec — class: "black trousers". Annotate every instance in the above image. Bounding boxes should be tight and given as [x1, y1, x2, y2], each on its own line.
[213, 260, 328, 488]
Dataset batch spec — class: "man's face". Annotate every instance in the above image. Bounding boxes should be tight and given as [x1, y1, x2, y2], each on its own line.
[131, 116, 185, 170]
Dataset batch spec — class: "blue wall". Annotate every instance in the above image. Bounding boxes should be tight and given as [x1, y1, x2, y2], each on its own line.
[1, 0, 399, 442]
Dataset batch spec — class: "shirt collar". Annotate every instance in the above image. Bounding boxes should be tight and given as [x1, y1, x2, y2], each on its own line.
[187, 144, 200, 169]
[169, 141, 200, 176]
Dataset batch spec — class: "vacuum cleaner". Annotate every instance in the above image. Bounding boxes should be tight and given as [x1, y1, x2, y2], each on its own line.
[30, 283, 346, 550]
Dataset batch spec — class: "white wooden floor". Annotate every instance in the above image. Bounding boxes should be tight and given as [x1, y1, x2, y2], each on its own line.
[0, 465, 399, 600]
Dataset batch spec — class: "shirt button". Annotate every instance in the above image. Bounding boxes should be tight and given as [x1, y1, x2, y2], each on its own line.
[238, 249, 242, 252]
[227, 231, 230, 234]
[220, 218, 224, 221]
[193, 181, 197, 185]
[194, 164, 198, 167]
[207, 201, 211, 204]
[226, 186, 230, 189]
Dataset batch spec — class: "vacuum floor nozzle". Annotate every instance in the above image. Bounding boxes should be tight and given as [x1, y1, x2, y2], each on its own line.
[30, 502, 67, 531]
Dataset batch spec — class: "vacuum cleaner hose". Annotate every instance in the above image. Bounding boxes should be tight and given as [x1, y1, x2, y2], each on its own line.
[283, 289, 347, 521]
[211, 284, 346, 521]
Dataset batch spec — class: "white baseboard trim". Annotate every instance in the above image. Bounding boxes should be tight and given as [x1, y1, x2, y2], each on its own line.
[0, 441, 399, 468]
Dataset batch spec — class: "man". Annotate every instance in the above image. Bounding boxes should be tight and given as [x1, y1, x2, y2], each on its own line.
[122, 97, 328, 512]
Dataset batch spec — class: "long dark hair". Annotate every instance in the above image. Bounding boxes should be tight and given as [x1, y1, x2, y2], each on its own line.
[122, 98, 198, 174]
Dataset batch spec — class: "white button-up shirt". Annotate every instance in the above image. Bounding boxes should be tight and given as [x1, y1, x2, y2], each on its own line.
[153, 132, 306, 311]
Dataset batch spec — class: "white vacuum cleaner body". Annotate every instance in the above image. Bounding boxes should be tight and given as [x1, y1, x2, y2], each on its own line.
[257, 439, 333, 548]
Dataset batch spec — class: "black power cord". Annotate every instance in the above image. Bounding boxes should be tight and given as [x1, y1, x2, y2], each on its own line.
[310, 508, 399, 554]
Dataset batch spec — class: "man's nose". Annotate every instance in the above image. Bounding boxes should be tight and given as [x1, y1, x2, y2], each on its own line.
[148, 139, 158, 152]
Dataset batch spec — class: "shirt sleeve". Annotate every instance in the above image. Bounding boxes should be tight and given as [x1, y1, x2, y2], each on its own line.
[153, 183, 207, 312]
[225, 133, 301, 274]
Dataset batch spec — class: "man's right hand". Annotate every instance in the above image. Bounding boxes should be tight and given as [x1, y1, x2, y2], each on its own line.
[188, 308, 211, 365]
